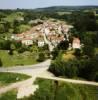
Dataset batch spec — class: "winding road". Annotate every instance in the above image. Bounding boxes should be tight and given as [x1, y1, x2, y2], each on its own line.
[0, 59, 98, 99]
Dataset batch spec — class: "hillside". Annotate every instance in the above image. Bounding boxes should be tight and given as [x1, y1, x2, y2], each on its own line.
[35, 6, 98, 12]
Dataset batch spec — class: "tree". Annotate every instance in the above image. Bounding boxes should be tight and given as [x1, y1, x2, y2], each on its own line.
[74, 49, 81, 58]
[82, 34, 95, 57]
[0, 40, 11, 50]
[9, 43, 16, 55]
[78, 58, 98, 81]
[17, 44, 28, 53]
[13, 20, 20, 34]
[49, 58, 78, 78]
[71, 11, 97, 32]
[0, 24, 5, 33]
[29, 45, 38, 53]
[0, 58, 2, 67]
[57, 40, 69, 50]
[4, 22, 11, 32]
[51, 48, 59, 60]
[37, 52, 46, 62]
[12, 40, 22, 49]
[10, 43, 16, 51]
[83, 45, 95, 57]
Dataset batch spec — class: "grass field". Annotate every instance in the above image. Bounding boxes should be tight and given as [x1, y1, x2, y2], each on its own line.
[57, 11, 71, 15]
[62, 50, 75, 61]
[3, 12, 24, 22]
[32, 78, 98, 100]
[96, 14, 98, 16]
[95, 47, 98, 54]
[0, 78, 98, 100]
[0, 50, 38, 67]
[0, 72, 30, 86]
[96, 20, 98, 24]
[0, 89, 17, 100]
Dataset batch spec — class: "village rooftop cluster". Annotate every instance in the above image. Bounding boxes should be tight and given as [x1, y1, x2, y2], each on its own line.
[11, 19, 80, 51]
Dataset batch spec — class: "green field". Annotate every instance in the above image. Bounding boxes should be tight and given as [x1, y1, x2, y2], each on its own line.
[96, 14, 98, 16]
[0, 78, 98, 100]
[57, 11, 71, 15]
[0, 72, 30, 86]
[95, 47, 98, 54]
[0, 90, 17, 100]
[0, 50, 38, 67]
[2, 12, 24, 22]
[31, 78, 98, 100]
[96, 20, 98, 24]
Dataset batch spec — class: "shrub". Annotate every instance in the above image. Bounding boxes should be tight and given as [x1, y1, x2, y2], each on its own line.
[74, 49, 81, 57]
[49, 56, 98, 81]
[49, 59, 78, 78]
[37, 52, 46, 62]
[0, 58, 2, 67]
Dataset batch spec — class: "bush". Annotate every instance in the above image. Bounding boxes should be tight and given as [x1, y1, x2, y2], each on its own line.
[0, 58, 2, 67]
[78, 58, 98, 81]
[9, 49, 13, 55]
[37, 53, 46, 62]
[74, 49, 81, 58]
[49, 57, 98, 81]
[49, 59, 78, 78]
[51, 48, 59, 60]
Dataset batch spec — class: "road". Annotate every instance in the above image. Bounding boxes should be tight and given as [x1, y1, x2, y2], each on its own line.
[0, 59, 53, 99]
[0, 59, 51, 73]
[38, 76, 98, 86]
[0, 59, 98, 99]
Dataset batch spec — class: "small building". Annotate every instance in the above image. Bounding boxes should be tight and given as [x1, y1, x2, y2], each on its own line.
[44, 28, 50, 35]
[37, 38, 45, 47]
[38, 41, 45, 47]
[72, 37, 81, 49]
[21, 38, 33, 46]
[11, 33, 24, 40]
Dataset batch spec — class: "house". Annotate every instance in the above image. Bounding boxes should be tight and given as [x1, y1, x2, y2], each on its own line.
[22, 39, 33, 46]
[11, 33, 24, 40]
[58, 25, 62, 34]
[44, 28, 50, 35]
[11, 32, 34, 46]
[37, 37, 45, 47]
[47, 34, 65, 47]
[38, 40, 45, 47]
[72, 37, 81, 49]
[21, 37, 33, 46]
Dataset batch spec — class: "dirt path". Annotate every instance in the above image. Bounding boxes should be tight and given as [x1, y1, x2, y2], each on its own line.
[0, 60, 51, 99]
[0, 78, 32, 95]
[0, 59, 98, 99]
[38, 75, 98, 86]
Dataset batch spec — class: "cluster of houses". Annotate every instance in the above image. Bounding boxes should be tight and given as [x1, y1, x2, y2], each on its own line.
[11, 19, 81, 51]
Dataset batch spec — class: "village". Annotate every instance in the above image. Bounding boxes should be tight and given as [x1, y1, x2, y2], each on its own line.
[11, 19, 80, 51]
[0, 1, 98, 99]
